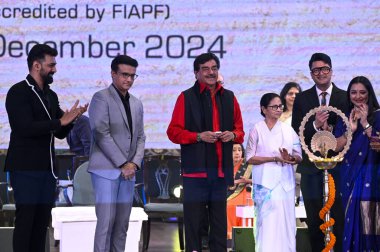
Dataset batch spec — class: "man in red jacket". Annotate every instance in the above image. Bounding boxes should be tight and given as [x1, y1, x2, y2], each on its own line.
[167, 53, 244, 251]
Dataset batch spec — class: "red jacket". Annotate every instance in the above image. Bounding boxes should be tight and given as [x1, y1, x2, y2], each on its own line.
[167, 82, 244, 178]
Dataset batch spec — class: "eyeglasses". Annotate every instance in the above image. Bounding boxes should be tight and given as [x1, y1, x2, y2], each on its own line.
[117, 71, 138, 80]
[267, 104, 284, 111]
[311, 66, 331, 76]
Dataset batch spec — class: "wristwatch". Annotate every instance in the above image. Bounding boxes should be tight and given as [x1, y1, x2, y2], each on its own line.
[196, 133, 202, 142]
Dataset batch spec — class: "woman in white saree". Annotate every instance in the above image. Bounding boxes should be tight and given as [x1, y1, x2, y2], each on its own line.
[246, 93, 302, 252]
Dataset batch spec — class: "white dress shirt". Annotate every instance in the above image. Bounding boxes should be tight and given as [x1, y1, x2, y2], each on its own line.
[316, 83, 333, 106]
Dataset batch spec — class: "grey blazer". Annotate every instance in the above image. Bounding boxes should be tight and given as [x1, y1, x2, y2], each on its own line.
[88, 85, 146, 180]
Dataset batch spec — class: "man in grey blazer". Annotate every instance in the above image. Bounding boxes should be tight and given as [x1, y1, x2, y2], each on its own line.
[88, 55, 146, 252]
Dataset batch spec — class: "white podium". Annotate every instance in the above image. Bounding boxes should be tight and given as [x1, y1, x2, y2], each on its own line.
[235, 205, 254, 227]
[52, 207, 148, 252]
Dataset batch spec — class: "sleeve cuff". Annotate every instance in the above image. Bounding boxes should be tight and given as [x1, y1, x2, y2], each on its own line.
[313, 121, 320, 132]
[119, 161, 128, 168]
[130, 161, 140, 171]
[50, 119, 62, 132]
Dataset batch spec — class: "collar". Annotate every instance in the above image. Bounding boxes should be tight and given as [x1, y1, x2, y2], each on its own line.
[198, 81, 224, 94]
[315, 83, 333, 97]
[112, 84, 130, 100]
[26, 74, 49, 93]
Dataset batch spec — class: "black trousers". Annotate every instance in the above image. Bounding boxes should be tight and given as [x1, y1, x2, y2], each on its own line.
[10, 171, 56, 252]
[300, 169, 344, 252]
[183, 177, 227, 252]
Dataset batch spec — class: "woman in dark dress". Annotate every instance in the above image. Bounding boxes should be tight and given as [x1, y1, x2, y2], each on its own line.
[334, 76, 380, 251]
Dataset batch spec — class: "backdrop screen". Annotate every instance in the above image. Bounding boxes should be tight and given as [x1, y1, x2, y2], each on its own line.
[1, 0, 380, 149]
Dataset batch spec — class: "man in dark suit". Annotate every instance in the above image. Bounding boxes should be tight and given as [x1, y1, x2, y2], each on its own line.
[88, 55, 146, 252]
[292, 53, 348, 252]
[5, 44, 87, 252]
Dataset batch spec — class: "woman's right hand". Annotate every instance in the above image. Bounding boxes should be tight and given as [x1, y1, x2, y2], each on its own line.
[349, 110, 358, 133]
[278, 148, 298, 165]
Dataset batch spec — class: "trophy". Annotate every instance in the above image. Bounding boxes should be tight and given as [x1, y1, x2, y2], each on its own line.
[299, 106, 352, 252]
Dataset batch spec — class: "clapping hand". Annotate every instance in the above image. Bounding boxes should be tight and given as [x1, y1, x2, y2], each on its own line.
[279, 148, 297, 164]
[349, 110, 358, 133]
[354, 104, 368, 121]
[315, 110, 329, 129]
[60, 100, 89, 126]
[355, 104, 369, 128]
[77, 103, 89, 115]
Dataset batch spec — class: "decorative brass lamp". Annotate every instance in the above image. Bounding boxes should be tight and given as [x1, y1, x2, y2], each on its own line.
[299, 106, 352, 252]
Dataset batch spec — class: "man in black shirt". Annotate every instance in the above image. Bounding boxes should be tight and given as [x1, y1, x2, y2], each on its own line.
[88, 55, 146, 252]
[5, 44, 87, 252]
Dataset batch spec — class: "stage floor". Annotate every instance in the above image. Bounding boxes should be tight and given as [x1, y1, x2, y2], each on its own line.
[49, 220, 187, 252]
[49, 219, 311, 252]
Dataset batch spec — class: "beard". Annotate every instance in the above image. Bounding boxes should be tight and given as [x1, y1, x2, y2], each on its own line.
[41, 72, 54, 85]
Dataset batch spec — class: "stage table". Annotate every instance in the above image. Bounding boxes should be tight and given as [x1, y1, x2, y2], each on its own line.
[52, 206, 147, 252]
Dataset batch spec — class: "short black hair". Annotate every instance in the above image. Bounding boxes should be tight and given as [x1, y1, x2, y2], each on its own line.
[27, 44, 58, 70]
[280, 82, 302, 112]
[308, 53, 332, 70]
[193, 53, 220, 72]
[111, 55, 138, 72]
[260, 93, 281, 117]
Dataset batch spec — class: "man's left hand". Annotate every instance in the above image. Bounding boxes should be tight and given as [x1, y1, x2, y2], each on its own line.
[121, 162, 136, 179]
[219, 131, 235, 142]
